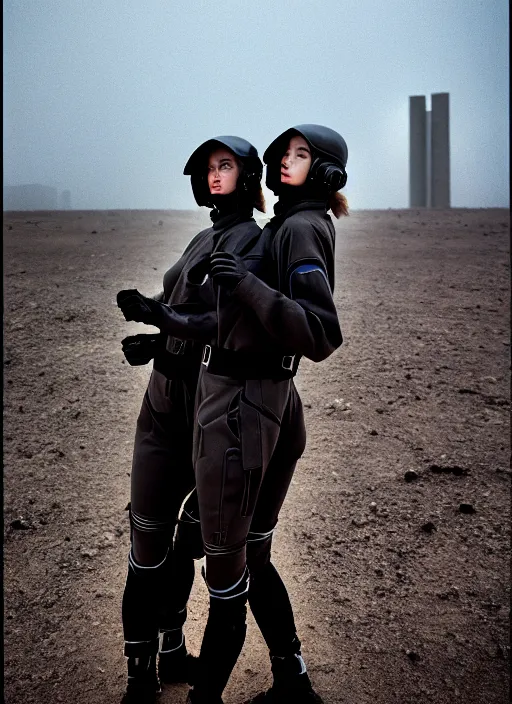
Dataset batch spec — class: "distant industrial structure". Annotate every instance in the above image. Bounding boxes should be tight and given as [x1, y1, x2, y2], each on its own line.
[409, 93, 450, 208]
[3, 184, 72, 210]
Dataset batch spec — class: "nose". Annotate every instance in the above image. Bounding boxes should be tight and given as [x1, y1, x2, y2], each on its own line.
[281, 156, 289, 169]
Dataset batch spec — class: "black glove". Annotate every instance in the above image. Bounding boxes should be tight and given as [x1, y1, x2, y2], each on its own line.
[121, 333, 163, 366]
[209, 251, 248, 291]
[116, 289, 161, 325]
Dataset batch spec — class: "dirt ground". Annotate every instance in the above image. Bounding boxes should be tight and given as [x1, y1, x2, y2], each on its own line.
[3, 207, 510, 704]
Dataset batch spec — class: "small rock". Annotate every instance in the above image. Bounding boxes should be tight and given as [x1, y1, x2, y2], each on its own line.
[369, 502, 377, 513]
[421, 521, 437, 533]
[369, 429, 378, 436]
[81, 548, 98, 559]
[91, 230, 97, 234]
[10, 518, 31, 530]
[404, 470, 419, 482]
[459, 503, 476, 514]
[406, 649, 421, 663]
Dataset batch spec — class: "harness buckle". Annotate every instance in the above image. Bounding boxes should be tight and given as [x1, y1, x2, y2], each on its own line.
[170, 338, 185, 355]
[202, 344, 212, 368]
[281, 355, 295, 371]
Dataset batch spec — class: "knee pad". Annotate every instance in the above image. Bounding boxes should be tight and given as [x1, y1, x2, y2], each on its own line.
[128, 545, 170, 575]
[203, 564, 250, 606]
[129, 508, 174, 568]
[246, 528, 274, 573]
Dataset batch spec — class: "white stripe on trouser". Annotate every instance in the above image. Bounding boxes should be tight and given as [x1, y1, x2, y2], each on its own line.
[207, 567, 250, 600]
[128, 547, 169, 571]
[247, 528, 275, 542]
[159, 632, 184, 653]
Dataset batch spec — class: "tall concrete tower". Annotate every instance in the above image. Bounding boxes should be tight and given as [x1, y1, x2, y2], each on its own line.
[409, 92, 450, 208]
[409, 96, 427, 207]
[430, 92, 450, 207]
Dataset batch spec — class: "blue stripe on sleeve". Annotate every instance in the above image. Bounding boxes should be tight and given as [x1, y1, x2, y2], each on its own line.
[289, 263, 329, 297]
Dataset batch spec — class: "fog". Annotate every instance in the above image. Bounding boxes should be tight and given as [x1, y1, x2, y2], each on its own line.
[3, 0, 509, 210]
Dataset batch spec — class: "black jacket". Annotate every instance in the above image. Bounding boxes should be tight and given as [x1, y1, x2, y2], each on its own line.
[217, 201, 343, 363]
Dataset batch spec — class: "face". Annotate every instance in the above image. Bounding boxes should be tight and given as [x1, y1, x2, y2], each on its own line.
[280, 135, 312, 186]
[207, 148, 240, 195]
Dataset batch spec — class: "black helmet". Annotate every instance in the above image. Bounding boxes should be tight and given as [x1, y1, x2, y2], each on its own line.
[263, 124, 348, 195]
[183, 136, 263, 208]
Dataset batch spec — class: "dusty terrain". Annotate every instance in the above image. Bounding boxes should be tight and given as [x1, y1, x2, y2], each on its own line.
[3, 208, 510, 704]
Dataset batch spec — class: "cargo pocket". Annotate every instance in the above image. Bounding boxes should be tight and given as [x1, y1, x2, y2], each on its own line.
[238, 398, 263, 518]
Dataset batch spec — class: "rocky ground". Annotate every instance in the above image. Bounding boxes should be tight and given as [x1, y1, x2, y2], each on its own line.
[3, 207, 510, 704]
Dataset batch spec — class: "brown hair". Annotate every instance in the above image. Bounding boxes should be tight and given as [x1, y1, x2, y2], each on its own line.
[328, 191, 349, 218]
[254, 186, 266, 213]
[234, 156, 265, 213]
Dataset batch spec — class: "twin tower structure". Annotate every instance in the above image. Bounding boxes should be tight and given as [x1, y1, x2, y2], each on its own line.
[409, 92, 450, 208]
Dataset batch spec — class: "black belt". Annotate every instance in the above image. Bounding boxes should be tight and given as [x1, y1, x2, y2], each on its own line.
[153, 349, 201, 380]
[201, 345, 300, 380]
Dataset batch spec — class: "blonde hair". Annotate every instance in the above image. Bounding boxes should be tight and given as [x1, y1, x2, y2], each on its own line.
[328, 191, 349, 218]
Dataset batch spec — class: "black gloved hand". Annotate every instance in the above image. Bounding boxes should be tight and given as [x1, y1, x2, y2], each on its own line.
[116, 289, 161, 325]
[209, 251, 248, 291]
[121, 333, 163, 366]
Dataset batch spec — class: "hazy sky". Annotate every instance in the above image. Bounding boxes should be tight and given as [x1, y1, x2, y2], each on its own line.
[3, 0, 509, 210]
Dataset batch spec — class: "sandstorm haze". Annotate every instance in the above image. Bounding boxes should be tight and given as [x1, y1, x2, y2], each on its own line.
[3, 0, 509, 210]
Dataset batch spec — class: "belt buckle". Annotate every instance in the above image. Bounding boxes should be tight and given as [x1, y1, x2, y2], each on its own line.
[170, 338, 185, 355]
[281, 354, 295, 371]
[202, 344, 212, 368]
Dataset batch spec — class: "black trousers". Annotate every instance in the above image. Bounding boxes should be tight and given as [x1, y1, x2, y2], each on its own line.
[121, 369, 197, 645]
[192, 367, 306, 590]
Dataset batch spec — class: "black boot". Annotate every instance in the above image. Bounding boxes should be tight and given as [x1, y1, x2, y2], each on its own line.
[157, 627, 198, 685]
[242, 652, 324, 704]
[187, 567, 250, 703]
[121, 641, 161, 704]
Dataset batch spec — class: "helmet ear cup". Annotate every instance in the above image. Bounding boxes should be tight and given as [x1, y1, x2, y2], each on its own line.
[308, 157, 347, 191]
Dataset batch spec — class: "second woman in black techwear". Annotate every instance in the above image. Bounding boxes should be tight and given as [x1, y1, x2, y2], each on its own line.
[181, 124, 348, 704]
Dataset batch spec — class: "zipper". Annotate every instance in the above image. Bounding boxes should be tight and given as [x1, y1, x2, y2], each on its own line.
[241, 469, 251, 517]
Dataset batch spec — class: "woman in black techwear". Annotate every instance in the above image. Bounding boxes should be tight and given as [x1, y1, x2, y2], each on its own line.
[176, 124, 349, 704]
[116, 135, 265, 704]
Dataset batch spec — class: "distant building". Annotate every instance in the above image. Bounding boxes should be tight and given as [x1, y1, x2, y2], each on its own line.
[409, 93, 450, 208]
[3, 184, 58, 210]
